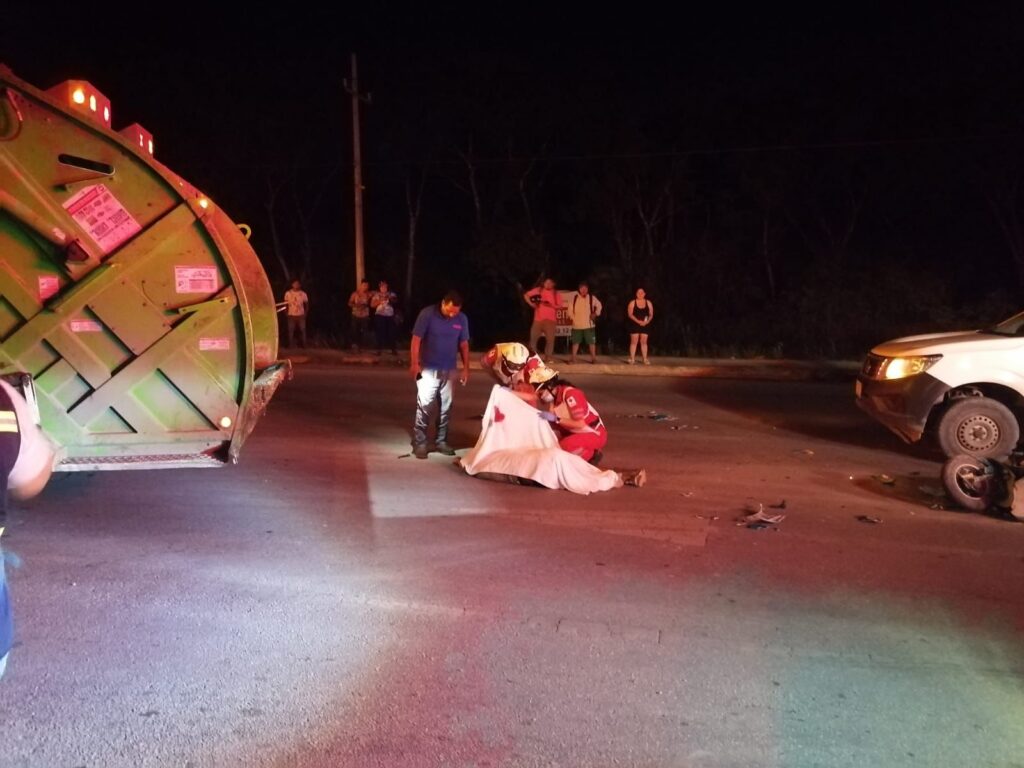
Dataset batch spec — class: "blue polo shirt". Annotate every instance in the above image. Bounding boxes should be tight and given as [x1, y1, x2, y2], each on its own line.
[412, 305, 470, 370]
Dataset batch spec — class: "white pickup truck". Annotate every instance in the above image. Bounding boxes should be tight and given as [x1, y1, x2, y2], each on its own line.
[856, 310, 1024, 459]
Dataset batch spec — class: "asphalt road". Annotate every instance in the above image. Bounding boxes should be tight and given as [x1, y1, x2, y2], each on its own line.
[1, 367, 1023, 768]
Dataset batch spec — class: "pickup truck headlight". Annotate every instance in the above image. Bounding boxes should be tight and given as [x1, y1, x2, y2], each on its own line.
[871, 354, 943, 380]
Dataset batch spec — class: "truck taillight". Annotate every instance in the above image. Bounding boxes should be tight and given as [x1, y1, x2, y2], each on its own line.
[48, 80, 111, 127]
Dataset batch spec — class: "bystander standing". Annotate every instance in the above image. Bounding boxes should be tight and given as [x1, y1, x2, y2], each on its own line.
[523, 276, 563, 362]
[370, 280, 399, 355]
[283, 280, 309, 348]
[0, 378, 55, 680]
[409, 291, 471, 459]
[568, 281, 603, 364]
[348, 279, 372, 350]
[626, 287, 654, 364]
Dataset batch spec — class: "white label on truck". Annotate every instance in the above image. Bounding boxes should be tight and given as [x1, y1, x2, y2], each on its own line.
[63, 184, 142, 254]
[174, 266, 219, 294]
[38, 276, 60, 301]
[199, 337, 230, 351]
[70, 319, 102, 333]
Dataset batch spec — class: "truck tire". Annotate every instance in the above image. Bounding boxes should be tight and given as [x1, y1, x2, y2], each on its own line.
[936, 397, 1019, 459]
[941, 454, 997, 512]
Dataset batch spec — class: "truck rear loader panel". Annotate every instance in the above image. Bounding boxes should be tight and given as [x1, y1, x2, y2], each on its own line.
[0, 66, 288, 470]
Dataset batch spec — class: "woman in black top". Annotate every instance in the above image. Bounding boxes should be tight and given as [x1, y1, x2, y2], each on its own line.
[626, 287, 654, 364]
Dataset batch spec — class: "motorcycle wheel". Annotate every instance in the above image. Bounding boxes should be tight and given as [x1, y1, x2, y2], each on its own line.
[941, 454, 998, 512]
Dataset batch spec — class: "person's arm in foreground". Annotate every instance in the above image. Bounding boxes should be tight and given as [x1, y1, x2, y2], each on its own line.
[459, 340, 470, 385]
[409, 335, 422, 377]
[480, 347, 505, 386]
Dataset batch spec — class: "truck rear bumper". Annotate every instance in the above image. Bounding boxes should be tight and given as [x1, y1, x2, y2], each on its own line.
[228, 360, 293, 463]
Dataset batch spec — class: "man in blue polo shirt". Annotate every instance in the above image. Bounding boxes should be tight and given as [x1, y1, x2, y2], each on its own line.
[409, 291, 471, 459]
[0, 378, 55, 680]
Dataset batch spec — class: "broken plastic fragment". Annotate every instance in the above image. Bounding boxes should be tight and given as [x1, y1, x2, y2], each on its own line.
[737, 504, 786, 525]
[873, 474, 896, 485]
[856, 515, 883, 524]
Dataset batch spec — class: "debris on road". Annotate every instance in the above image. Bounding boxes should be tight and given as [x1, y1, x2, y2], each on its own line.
[793, 449, 815, 456]
[649, 412, 678, 422]
[619, 411, 681, 423]
[856, 515, 883, 524]
[873, 474, 896, 485]
[737, 504, 786, 528]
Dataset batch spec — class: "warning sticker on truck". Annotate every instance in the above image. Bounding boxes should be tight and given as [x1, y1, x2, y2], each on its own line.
[199, 337, 230, 351]
[62, 184, 142, 254]
[70, 319, 102, 333]
[175, 266, 219, 294]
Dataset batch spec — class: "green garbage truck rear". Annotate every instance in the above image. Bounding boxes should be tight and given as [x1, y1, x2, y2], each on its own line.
[0, 65, 289, 470]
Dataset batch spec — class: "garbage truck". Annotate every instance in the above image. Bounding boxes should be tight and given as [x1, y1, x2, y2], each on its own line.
[0, 64, 289, 471]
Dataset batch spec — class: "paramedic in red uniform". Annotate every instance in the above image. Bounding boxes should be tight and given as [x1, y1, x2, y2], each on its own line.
[528, 366, 607, 465]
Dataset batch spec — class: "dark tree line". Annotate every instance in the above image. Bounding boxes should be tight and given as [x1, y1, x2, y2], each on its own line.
[252, 134, 1023, 359]
[230, 37, 1024, 359]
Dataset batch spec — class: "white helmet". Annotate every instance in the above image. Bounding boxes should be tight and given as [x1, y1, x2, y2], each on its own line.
[528, 364, 558, 386]
[497, 342, 530, 374]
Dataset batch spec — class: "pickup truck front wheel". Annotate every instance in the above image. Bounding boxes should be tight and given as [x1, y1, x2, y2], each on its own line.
[936, 397, 1019, 459]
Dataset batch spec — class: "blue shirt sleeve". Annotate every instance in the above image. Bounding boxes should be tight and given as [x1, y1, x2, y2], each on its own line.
[412, 307, 431, 338]
[458, 313, 470, 343]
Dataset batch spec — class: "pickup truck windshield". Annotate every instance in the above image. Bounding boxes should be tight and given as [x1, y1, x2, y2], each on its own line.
[983, 310, 1024, 336]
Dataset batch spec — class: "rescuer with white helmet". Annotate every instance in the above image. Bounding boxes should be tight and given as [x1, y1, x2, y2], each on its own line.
[480, 342, 540, 389]
[529, 365, 609, 466]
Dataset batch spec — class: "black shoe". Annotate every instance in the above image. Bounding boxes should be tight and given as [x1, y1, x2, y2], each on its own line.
[588, 450, 603, 466]
[435, 442, 456, 456]
[413, 444, 429, 459]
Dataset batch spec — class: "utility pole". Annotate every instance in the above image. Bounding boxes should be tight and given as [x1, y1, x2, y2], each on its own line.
[343, 53, 371, 287]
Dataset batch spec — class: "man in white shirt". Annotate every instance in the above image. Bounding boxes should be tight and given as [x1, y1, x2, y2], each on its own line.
[283, 280, 310, 348]
[568, 281, 603, 364]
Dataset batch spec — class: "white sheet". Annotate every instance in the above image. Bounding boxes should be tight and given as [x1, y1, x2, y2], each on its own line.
[461, 386, 623, 495]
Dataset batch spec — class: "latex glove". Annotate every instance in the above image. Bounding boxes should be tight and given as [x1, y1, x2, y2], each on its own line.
[538, 411, 558, 423]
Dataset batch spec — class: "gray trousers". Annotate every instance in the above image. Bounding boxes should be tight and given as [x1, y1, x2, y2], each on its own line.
[414, 369, 453, 446]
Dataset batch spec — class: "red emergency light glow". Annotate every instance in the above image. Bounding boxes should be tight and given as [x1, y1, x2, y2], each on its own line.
[47, 80, 111, 128]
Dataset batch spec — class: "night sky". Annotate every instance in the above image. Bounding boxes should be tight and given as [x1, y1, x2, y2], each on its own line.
[3, 6, 1024, 354]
